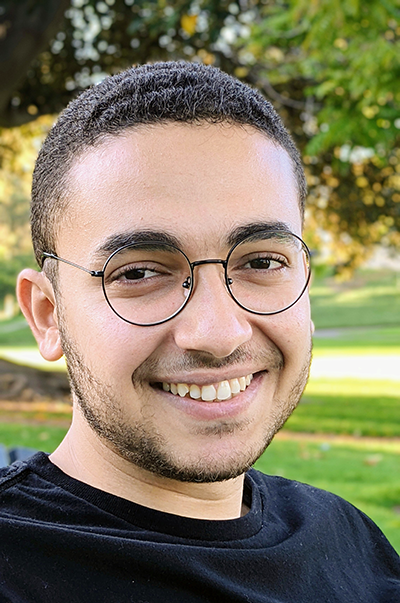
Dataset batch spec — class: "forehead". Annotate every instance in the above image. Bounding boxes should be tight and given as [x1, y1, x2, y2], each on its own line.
[59, 123, 302, 260]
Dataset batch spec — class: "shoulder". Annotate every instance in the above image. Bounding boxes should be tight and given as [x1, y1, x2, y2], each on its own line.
[248, 468, 400, 562]
[0, 453, 50, 512]
[248, 467, 368, 522]
[249, 467, 359, 512]
[0, 459, 29, 491]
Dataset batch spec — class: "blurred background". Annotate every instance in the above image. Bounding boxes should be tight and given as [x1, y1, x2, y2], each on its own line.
[0, 0, 399, 550]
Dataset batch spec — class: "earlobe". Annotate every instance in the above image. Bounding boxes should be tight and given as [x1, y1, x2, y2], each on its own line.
[17, 269, 64, 362]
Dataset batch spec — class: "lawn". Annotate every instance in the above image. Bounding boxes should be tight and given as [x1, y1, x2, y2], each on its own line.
[0, 422, 67, 452]
[313, 325, 400, 355]
[310, 269, 400, 329]
[285, 378, 400, 438]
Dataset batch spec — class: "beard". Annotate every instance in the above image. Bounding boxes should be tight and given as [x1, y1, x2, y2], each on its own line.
[59, 316, 312, 484]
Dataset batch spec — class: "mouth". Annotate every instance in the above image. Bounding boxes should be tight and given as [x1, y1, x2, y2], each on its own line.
[153, 373, 254, 402]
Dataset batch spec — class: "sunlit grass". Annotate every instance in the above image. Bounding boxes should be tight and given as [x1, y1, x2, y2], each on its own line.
[0, 346, 66, 371]
[284, 378, 400, 437]
[313, 326, 400, 355]
[0, 423, 67, 452]
[310, 269, 400, 328]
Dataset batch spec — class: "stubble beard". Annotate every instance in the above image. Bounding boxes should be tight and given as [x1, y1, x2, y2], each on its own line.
[59, 317, 312, 484]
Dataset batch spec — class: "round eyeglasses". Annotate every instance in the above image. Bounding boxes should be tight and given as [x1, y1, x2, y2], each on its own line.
[42, 230, 311, 327]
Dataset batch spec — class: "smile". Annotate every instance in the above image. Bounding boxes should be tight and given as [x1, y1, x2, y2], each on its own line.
[160, 374, 254, 402]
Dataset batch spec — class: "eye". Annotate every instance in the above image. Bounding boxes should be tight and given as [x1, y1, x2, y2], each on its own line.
[118, 267, 159, 280]
[107, 263, 166, 285]
[243, 255, 286, 270]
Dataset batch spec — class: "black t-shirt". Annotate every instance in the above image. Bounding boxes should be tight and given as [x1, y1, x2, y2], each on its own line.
[0, 452, 398, 602]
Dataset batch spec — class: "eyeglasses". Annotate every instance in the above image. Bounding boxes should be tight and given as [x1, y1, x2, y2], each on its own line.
[42, 230, 311, 327]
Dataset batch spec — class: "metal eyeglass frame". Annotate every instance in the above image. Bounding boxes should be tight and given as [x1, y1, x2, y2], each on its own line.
[42, 231, 311, 327]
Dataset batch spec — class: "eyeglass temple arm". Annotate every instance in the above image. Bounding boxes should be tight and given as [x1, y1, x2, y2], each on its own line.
[41, 252, 103, 277]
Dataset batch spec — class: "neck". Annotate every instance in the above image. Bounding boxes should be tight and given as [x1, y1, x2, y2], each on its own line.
[50, 415, 248, 520]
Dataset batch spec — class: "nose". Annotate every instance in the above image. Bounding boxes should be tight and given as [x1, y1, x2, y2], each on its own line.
[172, 263, 253, 358]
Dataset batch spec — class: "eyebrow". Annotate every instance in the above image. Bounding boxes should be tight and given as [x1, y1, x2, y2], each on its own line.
[225, 221, 293, 247]
[92, 230, 182, 263]
[92, 221, 294, 263]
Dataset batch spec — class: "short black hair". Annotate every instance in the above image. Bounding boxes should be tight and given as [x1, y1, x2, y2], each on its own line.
[31, 61, 307, 266]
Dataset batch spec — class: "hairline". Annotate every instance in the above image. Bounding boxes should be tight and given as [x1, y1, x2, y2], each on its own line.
[50, 120, 304, 260]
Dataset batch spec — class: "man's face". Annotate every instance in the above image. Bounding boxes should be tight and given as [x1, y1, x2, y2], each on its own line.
[54, 123, 312, 482]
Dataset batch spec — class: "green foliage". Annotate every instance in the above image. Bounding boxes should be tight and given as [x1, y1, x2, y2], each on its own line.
[246, 0, 400, 269]
[2, 0, 248, 125]
[1, 0, 400, 270]
[250, 0, 400, 153]
[0, 119, 48, 301]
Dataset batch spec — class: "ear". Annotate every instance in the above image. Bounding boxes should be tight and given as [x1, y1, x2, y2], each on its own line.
[17, 269, 64, 362]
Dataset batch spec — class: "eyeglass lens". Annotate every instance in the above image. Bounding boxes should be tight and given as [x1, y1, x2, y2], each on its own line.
[102, 232, 310, 326]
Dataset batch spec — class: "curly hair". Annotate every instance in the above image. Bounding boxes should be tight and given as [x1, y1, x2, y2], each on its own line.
[31, 61, 307, 266]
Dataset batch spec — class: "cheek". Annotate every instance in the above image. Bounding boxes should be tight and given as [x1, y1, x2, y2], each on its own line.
[257, 296, 311, 357]
[60, 291, 168, 377]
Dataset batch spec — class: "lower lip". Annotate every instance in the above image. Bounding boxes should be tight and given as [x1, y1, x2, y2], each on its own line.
[155, 372, 265, 421]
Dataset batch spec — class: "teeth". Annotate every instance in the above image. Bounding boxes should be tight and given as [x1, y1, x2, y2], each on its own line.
[177, 383, 189, 397]
[201, 385, 217, 401]
[189, 384, 201, 399]
[217, 381, 231, 401]
[161, 374, 253, 402]
[230, 378, 241, 394]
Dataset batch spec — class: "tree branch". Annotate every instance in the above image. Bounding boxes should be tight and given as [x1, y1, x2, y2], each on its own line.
[0, 0, 70, 126]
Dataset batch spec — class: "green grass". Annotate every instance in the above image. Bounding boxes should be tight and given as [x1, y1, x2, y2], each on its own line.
[0, 317, 36, 347]
[255, 437, 400, 553]
[284, 378, 400, 437]
[310, 269, 400, 329]
[313, 326, 400, 355]
[0, 423, 67, 452]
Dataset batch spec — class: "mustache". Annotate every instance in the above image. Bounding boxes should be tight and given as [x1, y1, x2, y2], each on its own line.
[132, 344, 284, 385]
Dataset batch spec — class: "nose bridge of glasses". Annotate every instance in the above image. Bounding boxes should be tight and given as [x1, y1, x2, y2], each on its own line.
[190, 258, 227, 269]
[185, 258, 230, 292]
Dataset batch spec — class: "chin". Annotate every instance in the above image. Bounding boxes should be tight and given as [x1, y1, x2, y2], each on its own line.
[107, 424, 274, 484]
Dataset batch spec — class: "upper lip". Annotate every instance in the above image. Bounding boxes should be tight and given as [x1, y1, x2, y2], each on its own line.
[151, 369, 265, 386]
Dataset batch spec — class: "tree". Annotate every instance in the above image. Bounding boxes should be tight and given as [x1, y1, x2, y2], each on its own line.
[0, 0, 70, 127]
[0, 0, 245, 127]
[0, 0, 399, 273]
[245, 0, 400, 272]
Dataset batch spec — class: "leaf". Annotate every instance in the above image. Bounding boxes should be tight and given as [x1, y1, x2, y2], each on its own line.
[180, 14, 197, 36]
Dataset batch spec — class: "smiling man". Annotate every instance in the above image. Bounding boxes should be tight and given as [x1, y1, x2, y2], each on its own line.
[0, 62, 399, 602]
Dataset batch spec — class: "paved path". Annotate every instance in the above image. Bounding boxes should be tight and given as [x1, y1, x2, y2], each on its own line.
[310, 355, 400, 381]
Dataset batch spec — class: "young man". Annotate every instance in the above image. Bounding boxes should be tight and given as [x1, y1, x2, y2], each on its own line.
[1, 62, 399, 602]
